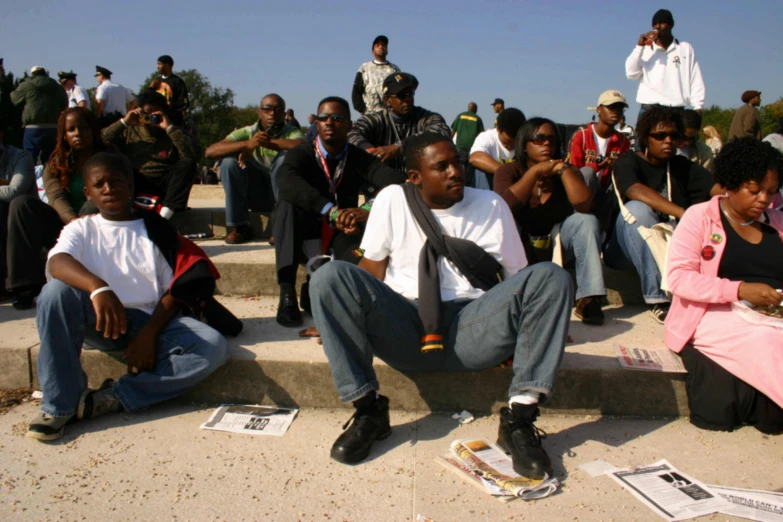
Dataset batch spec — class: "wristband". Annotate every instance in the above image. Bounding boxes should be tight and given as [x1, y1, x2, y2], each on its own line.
[90, 286, 112, 300]
[329, 207, 340, 225]
[360, 199, 373, 212]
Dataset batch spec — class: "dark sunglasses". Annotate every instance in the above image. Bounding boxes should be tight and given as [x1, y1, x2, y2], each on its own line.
[316, 113, 348, 123]
[391, 90, 415, 100]
[528, 134, 558, 145]
[649, 131, 681, 141]
[260, 105, 285, 113]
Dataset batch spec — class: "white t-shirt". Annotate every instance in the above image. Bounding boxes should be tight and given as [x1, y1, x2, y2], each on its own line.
[95, 81, 135, 115]
[469, 129, 516, 190]
[591, 126, 609, 157]
[360, 185, 528, 301]
[68, 85, 92, 110]
[47, 215, 174, 314]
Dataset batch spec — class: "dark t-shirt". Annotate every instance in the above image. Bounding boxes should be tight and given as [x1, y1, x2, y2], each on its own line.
[451, 111, 485, 151]
[718, 212, 783, 289]
[493, 162, 574, 236]
[613, 152, 714, 210]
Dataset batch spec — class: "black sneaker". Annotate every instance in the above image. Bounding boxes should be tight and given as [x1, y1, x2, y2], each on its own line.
[331, 395, 392, 464]
[496, 403, 553, 479]
[648, 303, 670, 325]
[26, 413, 74, 441]
[574, 297, 604, 325]
[276, 289, 303, 327]
[78, 379, 123, 420]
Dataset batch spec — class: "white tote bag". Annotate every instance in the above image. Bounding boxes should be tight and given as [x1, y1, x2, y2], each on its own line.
[612, 167, 675, 292]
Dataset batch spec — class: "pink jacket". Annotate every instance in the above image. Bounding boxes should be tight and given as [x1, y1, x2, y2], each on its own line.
[665, 195, 783, 351]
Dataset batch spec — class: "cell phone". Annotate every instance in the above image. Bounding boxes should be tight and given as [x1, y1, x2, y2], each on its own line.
[150, 114, 162, 125]
[139, 113, 151, 125]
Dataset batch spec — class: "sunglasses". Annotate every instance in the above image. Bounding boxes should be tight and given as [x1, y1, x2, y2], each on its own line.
[316, 113, 348, 123]
[260, 105, 284, 113]
[391, 90, 415, 100]
[528, 134, 557, 145]
[649, 131, 681, 141]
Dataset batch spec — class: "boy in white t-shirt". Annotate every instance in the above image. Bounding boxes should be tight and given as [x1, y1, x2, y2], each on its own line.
[469, 108, 526, 190]
[27, 152, 228, 441]
[309, 133, 574, 479]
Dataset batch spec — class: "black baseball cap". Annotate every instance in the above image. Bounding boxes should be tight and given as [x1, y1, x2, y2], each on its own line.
[383, 72, 419, 96]
[491, 98, 504, 106]
[373, 35, 389, 46]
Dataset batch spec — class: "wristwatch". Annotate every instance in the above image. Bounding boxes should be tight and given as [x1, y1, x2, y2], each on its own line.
[555, 165, 571, 177]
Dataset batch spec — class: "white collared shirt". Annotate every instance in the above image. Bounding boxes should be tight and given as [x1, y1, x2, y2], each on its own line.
[625, 40, 705, 110]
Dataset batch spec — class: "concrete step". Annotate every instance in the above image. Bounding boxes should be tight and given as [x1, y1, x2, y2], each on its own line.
[2, 299, 686, 417]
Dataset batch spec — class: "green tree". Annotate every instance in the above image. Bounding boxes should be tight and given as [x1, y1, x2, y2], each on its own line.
[230, 104, 259, 129]
[139, 69, 235, 163]
[758, 98, 783, 138]
[701, 105, 735, 143]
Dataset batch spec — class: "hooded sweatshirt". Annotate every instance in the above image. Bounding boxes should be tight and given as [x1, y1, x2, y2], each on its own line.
[10, 75, 68, 127]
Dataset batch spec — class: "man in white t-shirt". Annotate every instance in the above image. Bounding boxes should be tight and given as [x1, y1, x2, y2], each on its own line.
[94, 65, 136, 127]
[469, 108, 526, 190]
[309, 133, 574, 478]
[27, 152, 228, 442]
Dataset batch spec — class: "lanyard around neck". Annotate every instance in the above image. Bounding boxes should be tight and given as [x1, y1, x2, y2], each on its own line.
[314, 138, 348, 198]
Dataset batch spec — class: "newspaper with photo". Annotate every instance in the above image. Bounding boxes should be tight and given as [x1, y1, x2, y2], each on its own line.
[709, 485, 783, 522]
[446, 439, 559, 500]
[200, 405, 298, 436]
[608, 459, 729, 521]
[436, 454, 517, 503]
[615, 344, 687, 373]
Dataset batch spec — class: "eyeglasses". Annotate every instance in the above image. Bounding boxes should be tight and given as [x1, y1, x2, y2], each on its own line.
[527, 134, 557, 145]
[391, 90, 415, 100]
[316, 113, 348, 123]
[648, 131, 681, 141]
[260, 105, 285, 113]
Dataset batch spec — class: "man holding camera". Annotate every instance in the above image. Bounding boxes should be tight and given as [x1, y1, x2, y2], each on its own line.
[101, 90, 197, 220]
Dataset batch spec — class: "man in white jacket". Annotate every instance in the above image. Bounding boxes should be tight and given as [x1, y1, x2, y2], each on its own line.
[625, 9, 705, 149]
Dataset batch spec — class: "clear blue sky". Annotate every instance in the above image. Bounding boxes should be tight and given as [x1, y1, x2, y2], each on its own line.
[3, 0, 782, 127]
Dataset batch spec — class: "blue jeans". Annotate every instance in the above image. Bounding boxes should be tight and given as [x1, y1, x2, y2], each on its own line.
[310, 261, 573, 403]
[220, 153, 286, 226]
[36, 279, 229, 417]
[23, 127, 57, 165]
[604, 200, 670, 304]
[559, 212, 606, 300]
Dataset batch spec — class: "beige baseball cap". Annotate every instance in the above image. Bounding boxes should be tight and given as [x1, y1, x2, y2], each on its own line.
[597, 90, 628, 107]
[30, 66, 46, 74]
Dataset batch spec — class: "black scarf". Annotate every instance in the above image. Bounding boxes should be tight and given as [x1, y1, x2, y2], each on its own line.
[401, 183, 503, 352]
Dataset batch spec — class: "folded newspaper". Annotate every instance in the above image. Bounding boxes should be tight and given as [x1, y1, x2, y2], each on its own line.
[436, 439, 559, 501]
[615, 344, 687, 373]
[709, 485, 783, 522]
[200, 405, 298, 436]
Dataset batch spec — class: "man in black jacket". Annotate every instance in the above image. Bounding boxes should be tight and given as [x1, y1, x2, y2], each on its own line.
[152, 55, 189, 125]
[348, 73, 451, 174]
[274, 96, 405, 327]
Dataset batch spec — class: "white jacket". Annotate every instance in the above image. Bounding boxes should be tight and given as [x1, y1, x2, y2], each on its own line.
[625, 40, 705, 110]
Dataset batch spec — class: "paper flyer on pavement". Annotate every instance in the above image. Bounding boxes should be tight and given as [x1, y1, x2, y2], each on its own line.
[608, 459, 729, 521]
[615, 344, 687, 373]
[709, 485, 783, 521]
[200, 405, 298, 436]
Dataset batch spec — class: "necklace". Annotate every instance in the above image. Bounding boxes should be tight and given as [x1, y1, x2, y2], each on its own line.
[720, 201, 755, 226]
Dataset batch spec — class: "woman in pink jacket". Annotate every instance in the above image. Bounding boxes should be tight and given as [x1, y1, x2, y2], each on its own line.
[666, 137, 783, 434]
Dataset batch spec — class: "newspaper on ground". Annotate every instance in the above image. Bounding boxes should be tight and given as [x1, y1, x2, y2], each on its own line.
[709, 485, 783, 522]
[443, 439, 559, 500]
[608, 459, 729, 521]
[200, 405, 298, 436]
[436, 454, 517, 503]
[615, 344, 687, 373]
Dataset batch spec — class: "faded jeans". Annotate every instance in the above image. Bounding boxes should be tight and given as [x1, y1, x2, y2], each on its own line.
[559, 212, 606, 300]
[603, 200, 670, 304]
[36, 279, 229, 418]
[221, 152, 287, 226]
[310, 261, 573, 403]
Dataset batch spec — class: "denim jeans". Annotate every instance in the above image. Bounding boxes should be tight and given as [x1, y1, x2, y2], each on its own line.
[603, 200, 670, 304]
[36, 279, 230, 418]
[220, 152, 286, 226]
[309, 261, 573, 403]
[559, 212, 606, 300]
[23, 127, 57, 165]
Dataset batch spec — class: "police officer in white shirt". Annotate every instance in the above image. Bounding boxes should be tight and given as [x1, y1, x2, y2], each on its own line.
[57, 71, 91, 110]
[94, 66, 136, 127]
[625, 9, 705, 150]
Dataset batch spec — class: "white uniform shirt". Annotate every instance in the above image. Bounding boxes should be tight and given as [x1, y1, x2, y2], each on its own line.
[360, 185, 528, 301]
[96, 80, 135, 115]
[625, 40, 705, 110]
[67, 84, 91, 110]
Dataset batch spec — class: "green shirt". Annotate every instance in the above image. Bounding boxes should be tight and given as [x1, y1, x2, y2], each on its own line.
[68, 174, 86, 214]
[451, 111, 485, 151]
[227, 122, 304, 171]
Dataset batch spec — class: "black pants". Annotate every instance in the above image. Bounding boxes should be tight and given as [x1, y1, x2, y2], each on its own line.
[273, 199, 362, 286]
[6, 195, 64, 291]
[0, 199, 9, 285]
[134, 158, 196, 212]
[680, 344, 783, 434]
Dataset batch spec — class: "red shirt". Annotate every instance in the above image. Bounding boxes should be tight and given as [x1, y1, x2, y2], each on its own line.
[569, 123, 630, 186]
